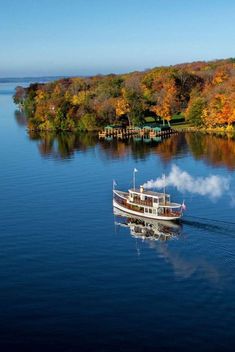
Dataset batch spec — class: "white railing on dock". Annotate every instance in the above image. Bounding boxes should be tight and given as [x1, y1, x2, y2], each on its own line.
[98, 127, 178, 139]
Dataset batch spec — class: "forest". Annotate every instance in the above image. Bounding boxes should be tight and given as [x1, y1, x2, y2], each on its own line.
[14, 58, 235, 131]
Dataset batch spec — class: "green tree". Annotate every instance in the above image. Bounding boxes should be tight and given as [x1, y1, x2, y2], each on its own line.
[186, 97, 206, 126]
[78, 113, 97, 131]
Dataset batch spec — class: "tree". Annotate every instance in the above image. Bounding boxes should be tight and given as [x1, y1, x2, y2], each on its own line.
[122, 74, 145, 126]
[78, 113, 97, 131]
[185, 97, 206, 126]
[150, 76, 179, 124]
[115, 97, 130, 124]
[13, 86, 26, 106]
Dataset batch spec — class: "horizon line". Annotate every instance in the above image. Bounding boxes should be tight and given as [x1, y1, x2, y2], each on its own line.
[1, 56, 234, 81]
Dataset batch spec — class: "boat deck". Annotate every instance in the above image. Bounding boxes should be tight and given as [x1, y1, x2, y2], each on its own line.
[114, 190, 181, 208]
[129, 188, 167, 198]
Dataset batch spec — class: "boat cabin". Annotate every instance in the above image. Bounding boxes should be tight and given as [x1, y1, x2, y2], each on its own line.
[128, 186, 170, 207]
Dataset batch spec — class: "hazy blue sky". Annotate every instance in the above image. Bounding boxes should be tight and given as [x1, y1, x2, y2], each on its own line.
[0, 0, 234, 77]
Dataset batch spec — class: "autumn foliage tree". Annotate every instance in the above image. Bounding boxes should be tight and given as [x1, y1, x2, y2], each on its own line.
[150, 77, 178, 124]
[14, 58, 235, 131]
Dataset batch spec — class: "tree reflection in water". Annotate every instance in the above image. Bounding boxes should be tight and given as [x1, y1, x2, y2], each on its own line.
[186, 132, 235, 170]
[26, 130, 235, 169]
[14, 110, 27, 127]
[28, 131, 98, 159]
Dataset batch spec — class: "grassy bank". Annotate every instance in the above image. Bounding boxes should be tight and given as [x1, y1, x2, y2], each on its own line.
[172, 122, 235, 136]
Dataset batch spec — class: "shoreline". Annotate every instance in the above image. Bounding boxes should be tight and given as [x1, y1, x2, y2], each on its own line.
[26, 124, 235, 137]
[172, 123, 235, 135]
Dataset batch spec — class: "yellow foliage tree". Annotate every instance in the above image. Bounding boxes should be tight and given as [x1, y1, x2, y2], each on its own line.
[35, 89, 46, 103]
[151, 79, 178, 122]
[202, 94, 233, 126]
[115, 98, 130, 117]
[71, 91, 87, 106]
[212, 67, 229, 85]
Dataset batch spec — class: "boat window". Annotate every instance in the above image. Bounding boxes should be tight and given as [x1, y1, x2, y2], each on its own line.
[145, 208, 148, 213]
[153, 198, 158, 203]
[153, 209, 156, 214]
[149, 209, 152, 213]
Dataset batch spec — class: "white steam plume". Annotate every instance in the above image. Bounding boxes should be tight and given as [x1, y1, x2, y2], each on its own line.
[143, 165, 230, 199]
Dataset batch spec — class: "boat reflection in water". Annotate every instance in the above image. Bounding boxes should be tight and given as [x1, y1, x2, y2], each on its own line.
[113, 207, 182, 242]
[114, 208, 222, 283]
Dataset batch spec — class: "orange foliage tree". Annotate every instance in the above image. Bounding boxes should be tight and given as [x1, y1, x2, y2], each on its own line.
[150, 76, 179, 124]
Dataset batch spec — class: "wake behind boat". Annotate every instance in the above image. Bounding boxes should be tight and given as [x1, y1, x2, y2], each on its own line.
[113, 170, 184, 221]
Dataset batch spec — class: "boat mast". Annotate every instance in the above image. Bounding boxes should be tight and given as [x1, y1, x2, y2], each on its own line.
[163, 173, 166, 204]
[133, 168, 138, 190]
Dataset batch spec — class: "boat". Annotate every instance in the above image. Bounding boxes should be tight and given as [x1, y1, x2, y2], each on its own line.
[113, 171, 184, 221]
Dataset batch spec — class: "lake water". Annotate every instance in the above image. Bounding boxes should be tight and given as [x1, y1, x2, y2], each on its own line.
[0, 83, 235, 351]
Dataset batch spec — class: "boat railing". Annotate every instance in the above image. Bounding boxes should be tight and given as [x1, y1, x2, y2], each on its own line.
[159, 202, 181, 208]
[131, 197, 153, 207]
[115, 195, 144, 213]
[161, 211, 181, 217]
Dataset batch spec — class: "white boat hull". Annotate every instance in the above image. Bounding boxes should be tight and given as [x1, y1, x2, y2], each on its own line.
[113, 199, 182, 221]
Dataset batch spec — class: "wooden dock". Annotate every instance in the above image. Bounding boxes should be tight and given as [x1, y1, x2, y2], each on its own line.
[98, 126, 178, 140]
[98, 127, 139, 139]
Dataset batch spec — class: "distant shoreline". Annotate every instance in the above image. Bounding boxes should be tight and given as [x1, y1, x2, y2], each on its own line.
[0, 76, 70, 84]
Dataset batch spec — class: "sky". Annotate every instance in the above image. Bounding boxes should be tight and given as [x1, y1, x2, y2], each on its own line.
[0, 0, 235, 77]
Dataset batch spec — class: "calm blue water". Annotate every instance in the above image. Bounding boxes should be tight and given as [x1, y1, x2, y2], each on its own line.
[0, 83, 235, 351]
